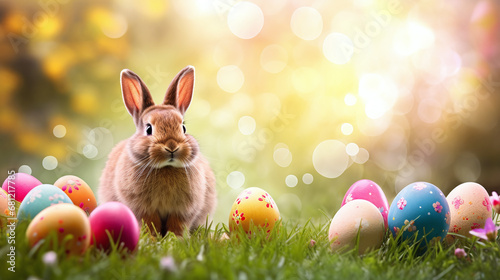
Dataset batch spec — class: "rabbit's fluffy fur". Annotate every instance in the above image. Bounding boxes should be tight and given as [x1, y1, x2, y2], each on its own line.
[99, 66, 216, 236]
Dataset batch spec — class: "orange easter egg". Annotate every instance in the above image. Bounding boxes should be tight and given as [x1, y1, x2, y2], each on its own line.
[54, 175, 97, 215]
[26, 203, 91, 255]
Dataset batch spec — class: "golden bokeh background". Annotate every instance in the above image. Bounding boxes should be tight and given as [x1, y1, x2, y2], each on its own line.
[1, 0, 499, 224]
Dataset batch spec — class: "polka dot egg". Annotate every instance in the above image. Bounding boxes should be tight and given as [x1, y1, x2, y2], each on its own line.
[2, 172, 42, 203]
[229, 187, 280, 235]
[341, 179, 390, 229]
[26, 203, 91, 255]
[17, 184, 73, 224]
[54, 175, 97, 215]
[388, 182, 450, 248]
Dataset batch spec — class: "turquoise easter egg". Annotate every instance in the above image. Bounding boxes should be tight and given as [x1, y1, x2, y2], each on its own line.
[17, 184, 73, 224]
[388, 182, 450, 248]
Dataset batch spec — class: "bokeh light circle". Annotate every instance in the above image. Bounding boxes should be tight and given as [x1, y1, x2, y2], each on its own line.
[274, 148, 292, 167]
[18, 165, 32, 175]
[53, 124, 66, 138]
[290, 7, 323, 40]
[83, 144, 98, 159]
[353, 148, 370, 164]
[312, 140, 349, 178]
[344, 93, 357, 106]
[341, 123, 354, 135]
[260, 44, 288, 73]
[42, 156, 58, 170]
[322, 32, 354, 64]
[217, 65, 244, 93]
[285, 175, 298, 188]
[227, 1, 264, 39]
[227, 171, 245, 189]
[346, 143, 360, 156]
[302, 173, 313, 184]
[238, 116, 256, 135]
[101, 14, 128, 39]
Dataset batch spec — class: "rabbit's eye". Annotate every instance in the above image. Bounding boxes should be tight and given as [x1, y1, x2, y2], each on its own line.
[146, 123, 153, 135]
[182, 124, 186, 134]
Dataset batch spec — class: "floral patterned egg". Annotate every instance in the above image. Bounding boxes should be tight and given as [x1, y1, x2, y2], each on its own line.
[341, 179, 390, 229]
[17, 184, 73, 224]
[2, 172, 42, 203]
[329, 199, 385, 254]
[26, 203, 91, 255]
[446, 182, 492, 238]
[229, 187, 280, 235]
[54, 175, 97, 215]
[388, 182, 450, 248]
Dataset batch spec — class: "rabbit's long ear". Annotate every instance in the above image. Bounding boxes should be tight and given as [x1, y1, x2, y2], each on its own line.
[163, 66, 194, 115]
[121, 69, 154, 121]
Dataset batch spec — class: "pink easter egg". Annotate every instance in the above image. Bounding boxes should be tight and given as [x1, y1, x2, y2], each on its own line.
[341, 179, 389, 229]
[89, 202, 140, 252]
[2, 173, 42, 203]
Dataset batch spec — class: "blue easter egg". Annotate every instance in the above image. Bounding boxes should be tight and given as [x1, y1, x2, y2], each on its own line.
[17, 184, 72, 223]
[388, 182, 450, 247]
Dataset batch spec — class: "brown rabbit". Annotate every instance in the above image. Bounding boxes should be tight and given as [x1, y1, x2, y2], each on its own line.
[98, 66, 216, 236]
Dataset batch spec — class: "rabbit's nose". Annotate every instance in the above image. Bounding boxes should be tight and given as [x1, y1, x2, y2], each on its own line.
[165, 140, 179, 153]
[165, 147, 179, 154]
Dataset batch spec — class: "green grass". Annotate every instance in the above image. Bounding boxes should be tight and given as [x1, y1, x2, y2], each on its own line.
[1, 218, 499, 280]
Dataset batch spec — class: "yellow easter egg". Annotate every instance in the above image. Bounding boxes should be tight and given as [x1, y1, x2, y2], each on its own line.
[229, 187, 280, 235]
[26, 203, 91, 255]
[54, 175, 97, 215]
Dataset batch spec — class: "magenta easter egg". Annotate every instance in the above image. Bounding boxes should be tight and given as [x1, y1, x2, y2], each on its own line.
[89, 202, 140, 252]
[341, 179, 389, 229]
[2, 173, 42, 203]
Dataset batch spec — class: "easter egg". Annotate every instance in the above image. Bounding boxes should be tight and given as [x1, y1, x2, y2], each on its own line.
[341, 179, 390, 229]
[446, 182, 492, 238]
[229, 187, 280, 235]
[2, 172, 42, 202]
[17, 184, 73, 224]
[26, 203, 91, 255]
[0, 189, 11, 229]
[89, 202, 140, 252]
[54, 175, 97, 215]
[329, 199, 385, 254]
[388, 182, 450, 247]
